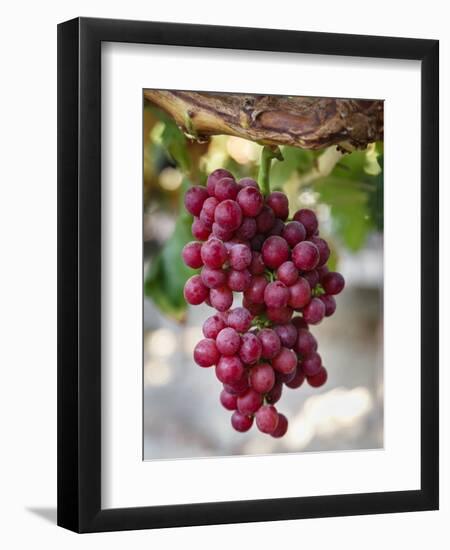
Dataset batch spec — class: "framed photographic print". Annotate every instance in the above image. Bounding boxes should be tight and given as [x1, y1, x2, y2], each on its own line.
[57, 17, 439, 532]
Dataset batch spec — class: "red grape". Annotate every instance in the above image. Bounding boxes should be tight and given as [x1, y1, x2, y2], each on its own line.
[216, 355, 244, 384]
[258, 328, 281, 359]
[184, 275, 209, 305]
[292, 241, 320, 271]
[227, 307, 253, 333]
[272, 347, 297, 374]
[249, 363, 275, 393]
[237, 186, 264, 217]
[231, 411, 253, 432]
[271, 413, 288, 438]
[237, 388, 263, 415]
[206, 168, 233, 196]
[239, 332, 262, 365]
[193, 338, 220, 367]
[214, 199, 242, 231]
[307, 367, 328, 387]
[220, 389, 238, 410]
[302, 297, 326, 325]
[184, 185, 208, 216]
[202, 314, 226, 339]
[282, 221, 306, 247]
[321, 272, 345, 295]
[276, 261, 299, 286]
[266, 192, 289, 220]
[182, 241, 203, 269]
[264, 280, 289, 308]
[293, 208, 318, 236]
[255, 405, 279, 434]
[216, 327, 241, 356]
[262, 236, 290, 269]
[209, 286, 233, 312]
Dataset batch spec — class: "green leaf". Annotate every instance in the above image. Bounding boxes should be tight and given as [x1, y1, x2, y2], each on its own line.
[147, 106, 191, 172]
[270, 146, 317, 189]
[314, 147, 383, 252]
[315, 176, 374, 252]
[144, 180, 195, 321]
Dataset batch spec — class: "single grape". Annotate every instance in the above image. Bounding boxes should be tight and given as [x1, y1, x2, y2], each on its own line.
[200, 238, 228, 269]
[214, 199, 243, 231]
[288, 277, 311, 309]
[227, 307, 253, 333]
[249, 251, 266, 275]
[202, 314, 226, 339]
[307, 366, 328, 387]
[220, 389, 238, 411]
[209, 286, 233, 312]
[296, 328, 318, 356]
[302, 297, 326, 325]
[285, 365, 306, 389]
[200, 266, 227, 289]
[184, 275, 209, 305]
[292, 241, 320, 271]
[237, 388, 263, 415]
[271, 413, 288, 438]
[282, 221, 306, 247]
[182, 241, 203, 269]
[266, 305, 293, 324]
[272, 347, 297, 374]
[193, 338, 220, 367]
[216, 327, 241, 356]
[264, 280, 290, 309]
[191, 217, 211, 240]
[301, 352, 322, 376]
[293, 208, 318, 236]
[235, 217, 257, 240]
[256, 205, 276, 233]
[244, 275, 268, 304]
[261, 235, 290, 269]
[321, 272, 345, 295]
[239, 332, 262, 365]
[236, 186, 264, 217]
[231, 411, 253, 432]
[266, 380, 283, 404]
[200, 197, 218, 228]
[228, 269, 252, 292]
[258, 328, 281, 359]
[273, 323, 297, 348]
[255, 405, 279, 434]
[319, 294, 336, 317]
[216, 355, 244, 384]
[276, 261, 299, 286]
[266, 192, 289, 220]
[310, 236, 331, 266]
[207, 168, 233, 196]
[249, 363, 275, 393]
[214, 177, 239, 201]
[184, 185, 209, 216]
[229, 243, 252, 271]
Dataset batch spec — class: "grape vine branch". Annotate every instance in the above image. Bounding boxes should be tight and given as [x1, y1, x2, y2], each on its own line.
[144, 91, 383, 152]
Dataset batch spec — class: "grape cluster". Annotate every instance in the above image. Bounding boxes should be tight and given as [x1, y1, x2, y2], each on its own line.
[182, 168, 345, 437]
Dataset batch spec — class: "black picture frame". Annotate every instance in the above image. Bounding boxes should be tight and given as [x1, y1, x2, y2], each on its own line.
[57, 16, 439, 533]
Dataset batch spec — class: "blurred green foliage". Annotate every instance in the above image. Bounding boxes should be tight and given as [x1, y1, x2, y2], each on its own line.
[143, 106, 383, 321]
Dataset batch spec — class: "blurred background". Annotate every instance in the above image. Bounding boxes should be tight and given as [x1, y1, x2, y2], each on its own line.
[142, 100, 383, 460]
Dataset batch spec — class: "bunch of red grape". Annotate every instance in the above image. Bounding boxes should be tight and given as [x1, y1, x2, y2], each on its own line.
[182, 168, 345, 438]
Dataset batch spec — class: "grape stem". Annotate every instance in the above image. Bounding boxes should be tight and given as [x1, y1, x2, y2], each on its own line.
[258, 146, 284, 196]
